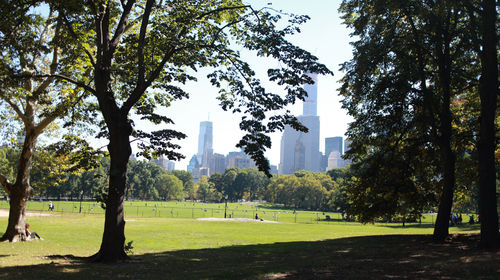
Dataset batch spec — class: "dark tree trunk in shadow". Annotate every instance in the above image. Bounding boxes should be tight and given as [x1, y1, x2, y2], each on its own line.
[432, 24, 455, 242]
[90, 115, 132, 262]
[478, 0, 499, 250]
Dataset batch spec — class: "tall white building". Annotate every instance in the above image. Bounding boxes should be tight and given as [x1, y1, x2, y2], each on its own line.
[197, 121, 213, 167]
[279, 73, 321, 174]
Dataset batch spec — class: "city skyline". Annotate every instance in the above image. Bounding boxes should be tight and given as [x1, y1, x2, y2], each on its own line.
[186, 113, 350, 176]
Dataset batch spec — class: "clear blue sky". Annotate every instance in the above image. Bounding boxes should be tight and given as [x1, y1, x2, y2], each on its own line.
[139, 0, 353, 170]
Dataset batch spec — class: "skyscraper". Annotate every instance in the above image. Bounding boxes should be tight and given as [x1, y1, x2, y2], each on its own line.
[325, 137, 343, 159]
[187, 155, 199, 172]
[210, 153, 226, 174]
[279, 73, 321, 174]
[303, 74, 318, 116]
[197, 120, 213, 167]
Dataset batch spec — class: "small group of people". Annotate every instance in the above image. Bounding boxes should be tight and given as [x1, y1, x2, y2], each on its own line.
[25, 223, 43, 240]
[450, 213, 463, 226]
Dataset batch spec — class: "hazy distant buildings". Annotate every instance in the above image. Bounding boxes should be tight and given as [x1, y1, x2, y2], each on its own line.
[227, 150, 257, 169]
[187, 155, 199, 173]
[325, 137, 343, 158]
[210, 153, 226, 174]
[327, 151, 343, 170]
[279, 73, 321, 174]
[152, 155, 175, 171]
[325, 137, 351, 171]
[270, 165, 278, 175]
[190, 121, 260, 180]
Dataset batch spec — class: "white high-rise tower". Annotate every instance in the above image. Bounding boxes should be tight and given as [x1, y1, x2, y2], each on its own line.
[197, 121, 213, 167]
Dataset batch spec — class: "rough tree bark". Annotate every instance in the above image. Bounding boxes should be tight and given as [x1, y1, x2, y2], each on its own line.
[0, 127, 37, 242]
[478, 0, 499, 250]
[91, 113, 132, 261]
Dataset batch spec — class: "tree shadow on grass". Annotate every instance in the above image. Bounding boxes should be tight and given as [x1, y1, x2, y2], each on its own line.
[0, 234, 498, 280]
[379, 223, 481, 232]
[378, 223, 436, 229]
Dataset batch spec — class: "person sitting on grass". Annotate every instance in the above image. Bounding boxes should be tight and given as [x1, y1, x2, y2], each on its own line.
[25, 223, 43, 240]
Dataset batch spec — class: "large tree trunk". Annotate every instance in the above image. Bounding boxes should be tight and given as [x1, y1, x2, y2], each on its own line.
[433, 27, 455, 242]
[91, 115, 132, 262]
[433, 142, 455, 241]
[1, 128, 37, 242]
[478, 0, 499, 250]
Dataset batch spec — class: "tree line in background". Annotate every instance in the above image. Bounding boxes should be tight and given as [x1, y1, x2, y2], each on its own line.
[1, 146, 483, 218]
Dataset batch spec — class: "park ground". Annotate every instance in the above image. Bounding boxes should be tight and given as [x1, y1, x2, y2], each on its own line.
[0, 207, 499, 279]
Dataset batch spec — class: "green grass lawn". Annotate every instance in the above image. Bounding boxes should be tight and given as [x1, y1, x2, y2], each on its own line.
[0, 199, 445, 225]
[1, 208, 497, 280]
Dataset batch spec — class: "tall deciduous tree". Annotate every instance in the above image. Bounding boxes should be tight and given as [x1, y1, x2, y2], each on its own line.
[0, 1, 90, 242]
[57, 0, 331, 262]
[465, 0, 499, 249]
[339, 0, 478, 240]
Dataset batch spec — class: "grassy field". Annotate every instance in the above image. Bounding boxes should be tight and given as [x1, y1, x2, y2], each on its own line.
[0, 205, 498, 279]
[0, 199, 444, 225]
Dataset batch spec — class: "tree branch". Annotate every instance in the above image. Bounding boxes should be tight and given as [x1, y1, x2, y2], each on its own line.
[35, 89, 88, 135]
[195, 5, 250, 20]
[109, 0, 136, 52]
[120, 4, 254, 114]
[30, 7, 54, 69]
[35, 74, 96, 94]
[0, 96, 29, 126]
[60, 13, 96, 67]
[136, 0, 155, 89]
[32, 24, 60, 99]
[0, 173, 12, 195]
[121, 46, 178, 114]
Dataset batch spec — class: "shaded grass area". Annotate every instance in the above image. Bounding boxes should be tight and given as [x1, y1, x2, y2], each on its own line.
[0, 234, 498, 280]
[0, 214, 442, 265]
[0, 212, 495, 279]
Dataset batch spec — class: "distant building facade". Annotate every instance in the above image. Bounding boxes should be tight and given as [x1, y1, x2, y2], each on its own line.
[187, 154, 199, 173]
[326, 151, 343, 170]
[152, 155, 175, 171]
[197, 121, 213, 166]
[279, 73, 321, 174]
[189, 120, 275, 177]
[210, 153, 226, 174]
[325, 137, 343, 159]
